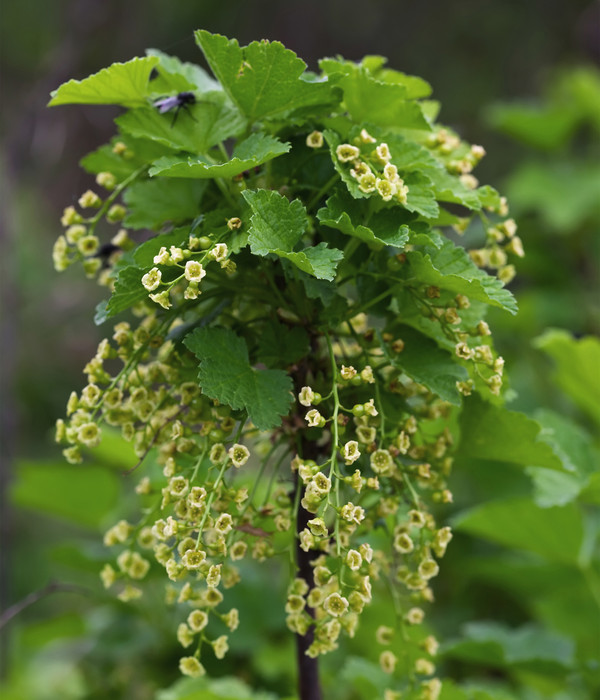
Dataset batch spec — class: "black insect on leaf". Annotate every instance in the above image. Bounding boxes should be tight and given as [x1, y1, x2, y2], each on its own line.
[153, 91, 197, 126]
[93, 243, 121, 268]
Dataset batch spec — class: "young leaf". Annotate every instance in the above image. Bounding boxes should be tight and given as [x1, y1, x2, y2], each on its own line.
[146, 48, 221, 94]
[243, 189, 308, 252]
[275, 243, 344, 281]
[184, 327, 293, 430]
[195, 30, 335, 122]
[320, 61, 430, 130]
[243, 189, 343, 280]
[406, 238, 518, 314]
[148, 133, 290, 178]
[49, 56, 159, 107]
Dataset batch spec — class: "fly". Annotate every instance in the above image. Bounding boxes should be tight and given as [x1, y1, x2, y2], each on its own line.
[153, 92, 197, 126]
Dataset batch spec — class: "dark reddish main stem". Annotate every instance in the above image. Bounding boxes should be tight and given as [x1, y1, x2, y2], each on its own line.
[294, 469, 322, 700]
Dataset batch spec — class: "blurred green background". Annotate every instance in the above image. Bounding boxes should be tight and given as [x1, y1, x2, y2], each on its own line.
[1, 1, 599, 698]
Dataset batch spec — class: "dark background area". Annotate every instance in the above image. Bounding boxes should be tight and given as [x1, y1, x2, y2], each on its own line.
[1, 1, 598, 696]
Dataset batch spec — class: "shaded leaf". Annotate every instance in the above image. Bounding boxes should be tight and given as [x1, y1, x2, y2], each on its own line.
[453, 498, 585, 565]
[317, 191, 410, 249]
[123, 178, 207, 229]
[256, 322, 309, 368]
[406, 239, 517, 314]
[457, 395, 563, 469]
[149, 133, 290, 178]
[11, 460, 120, 530]
[379, 327, 468, 405]
[184, 327, 293, 430]
[444, 622, 575, 672]
[534, 329, 600, 427]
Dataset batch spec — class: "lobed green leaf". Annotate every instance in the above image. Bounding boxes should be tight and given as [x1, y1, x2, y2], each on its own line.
[195, 30, 335, 123]
[49, 56, 159, 107]
[317, 191, 411, 249]
[123, 178, 207, 229]
[184, 326, 293, 430]
[378, 327, 468, 405]
[149, 133, 290, 179]
[406, 239, 518, 314]
[116, 92, 246, 154]
[534, 329, 600, 427]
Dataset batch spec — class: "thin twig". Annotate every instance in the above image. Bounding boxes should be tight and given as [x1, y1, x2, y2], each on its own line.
[122, 408, 184, 476]
[0, 581, 90, 629]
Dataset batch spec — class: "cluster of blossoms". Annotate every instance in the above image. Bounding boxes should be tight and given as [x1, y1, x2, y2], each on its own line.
[142, 231, 233, 309]
[468, 217, 525, 285]
[275, 320, 459, 693]
[334, 129, 410, 204]
[55, 312, 284, 675]
[52, 145, 136, 281]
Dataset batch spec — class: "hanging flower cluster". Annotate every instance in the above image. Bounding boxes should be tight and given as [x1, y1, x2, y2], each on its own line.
[50, 31, 522, 698]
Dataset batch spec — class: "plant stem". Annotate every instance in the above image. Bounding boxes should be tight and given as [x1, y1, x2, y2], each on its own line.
[292, 338, 323, 700]
[294, 453, 322, 700]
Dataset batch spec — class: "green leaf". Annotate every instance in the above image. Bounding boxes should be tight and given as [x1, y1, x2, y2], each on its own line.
[146, 48, 221, 94]
[184, 327, 293, 430]
[243, 189, 342, 280]
[534, 329, 600, 427]
[49, 56, 159, 107]
[402, 171, 439, 218]
[406, 239, 518, 314]
[486, 101, 579, 151]
[157, 676, 278, 700]
[457, 395, 563, 469]
[525, 408, 600, 507]
[243, 189, 308, 251]
[116, 92, 246, 154]
[444, 622, 575, 672]
[80, 134, 173, 180]
[104, 266, 148, 318]
[453, 498, 585, 565]
[317, 191, 411, 249]
[123, 178, 207, 229]
[148, 133, 290, 178]
[506, 160, 600, 232]
[276, 243, 344, 281]
[320, 60, 430, 130]
[379, 327, 468, 405]
[525, 467, 583, 508]
[427, 168, 483, 209]
[256, 321, 309, 368]
[361, 56, 432, 99]
[195, 30, 334, 122]
[11, 460, 120, 530]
